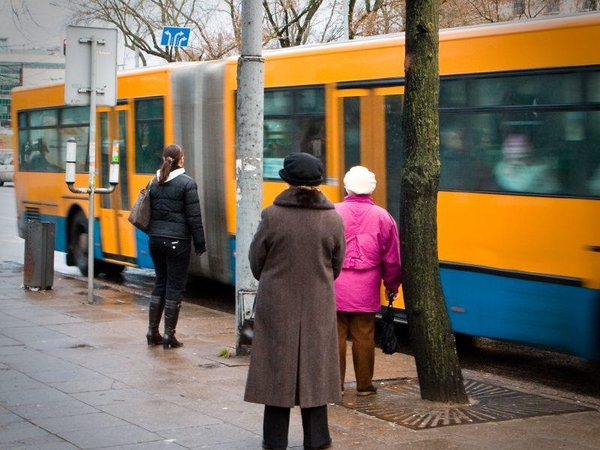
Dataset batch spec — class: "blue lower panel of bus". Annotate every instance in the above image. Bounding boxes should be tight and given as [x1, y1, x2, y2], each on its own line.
[52, 216, 68, 253]
[134, 230, 154, 269]
[441, 267, 600, 361]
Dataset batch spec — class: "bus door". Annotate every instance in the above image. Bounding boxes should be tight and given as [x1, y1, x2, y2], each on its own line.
[98, 106, 136, 266]
[335, 86, 405, 309]
[335, 86, 404, 223]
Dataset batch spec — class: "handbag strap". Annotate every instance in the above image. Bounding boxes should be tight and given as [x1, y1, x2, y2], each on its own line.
[386, 290, 395, 309]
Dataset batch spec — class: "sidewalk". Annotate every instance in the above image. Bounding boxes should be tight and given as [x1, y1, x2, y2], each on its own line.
[0, 261, 598, 450]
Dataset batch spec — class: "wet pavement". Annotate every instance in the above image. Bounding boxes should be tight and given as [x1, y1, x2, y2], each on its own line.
[1, 261, 599, 449]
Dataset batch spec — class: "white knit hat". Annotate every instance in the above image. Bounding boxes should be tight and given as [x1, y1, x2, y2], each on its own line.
[344, 166, 377, 195]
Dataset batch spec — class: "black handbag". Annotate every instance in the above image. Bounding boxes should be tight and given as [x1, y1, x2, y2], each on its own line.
[128, 178, 154, 233]
[239, 297, 256, 347]
[380, 291, 399, 355]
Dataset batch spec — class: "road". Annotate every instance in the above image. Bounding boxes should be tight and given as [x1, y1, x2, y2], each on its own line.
[0, 183, 80, 275]
[1, 185, 598, 404]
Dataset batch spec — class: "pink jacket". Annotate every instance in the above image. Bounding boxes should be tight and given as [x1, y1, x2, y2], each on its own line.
[334, 195, 402, 313]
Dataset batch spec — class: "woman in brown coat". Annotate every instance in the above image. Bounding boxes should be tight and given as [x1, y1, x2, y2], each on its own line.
[244, 152, 346, 450]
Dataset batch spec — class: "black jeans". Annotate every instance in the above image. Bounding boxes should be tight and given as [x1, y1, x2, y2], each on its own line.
[148, 236, 191, 302]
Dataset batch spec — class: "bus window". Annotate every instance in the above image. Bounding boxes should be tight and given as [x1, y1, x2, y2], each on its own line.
[439, 115, 497, 192]
[100, 112, 111, 209]
[264, 90, 293, 115]
[18, 107, 89, 173]
[385, 95, 404, 224]
[439, 78, 467, 108]
[118, 110, 130, 209]
[135, 97, 164, 174]
[584, 111, 600, 197]
[62, 106, 89, 124]
[60, 107, 89, 173]
[296, 88, 325, 114]
[588, 72, 600, 102]
[30, 109, 58, 127]
[263, 87, 325, 180]
[342, 97, 361, 172]
[264, 119, 292, 158]
[27, 130, 60, 172]
[471, 72, 583, 108]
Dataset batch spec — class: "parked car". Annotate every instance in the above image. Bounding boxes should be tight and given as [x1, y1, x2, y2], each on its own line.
[0, 150, 14, 186]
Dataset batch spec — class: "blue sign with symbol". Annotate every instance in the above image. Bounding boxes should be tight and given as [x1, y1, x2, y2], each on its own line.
[161, 27, 191, 47]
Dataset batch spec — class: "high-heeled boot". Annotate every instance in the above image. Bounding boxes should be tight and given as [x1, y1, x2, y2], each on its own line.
[163, 300, 183, 349]
[146, 296, 165, 345]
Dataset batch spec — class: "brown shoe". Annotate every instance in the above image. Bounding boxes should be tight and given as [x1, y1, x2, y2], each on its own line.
[356, 385, 377, 396]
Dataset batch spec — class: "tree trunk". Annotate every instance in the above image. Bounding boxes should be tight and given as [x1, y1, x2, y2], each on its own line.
[401, 0, 469, 404]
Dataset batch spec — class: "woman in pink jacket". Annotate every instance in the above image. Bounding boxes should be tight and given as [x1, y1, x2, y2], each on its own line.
[335, 166, 402, 396]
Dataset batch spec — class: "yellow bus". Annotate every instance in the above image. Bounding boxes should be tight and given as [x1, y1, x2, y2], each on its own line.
[12, 12, 600, 359]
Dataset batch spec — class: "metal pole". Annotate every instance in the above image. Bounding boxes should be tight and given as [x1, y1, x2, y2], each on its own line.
[235, 0, 264, 356]
[87, 35, 98, 304]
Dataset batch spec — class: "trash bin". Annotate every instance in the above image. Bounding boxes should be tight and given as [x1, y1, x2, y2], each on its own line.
[23, 221, 55, 290]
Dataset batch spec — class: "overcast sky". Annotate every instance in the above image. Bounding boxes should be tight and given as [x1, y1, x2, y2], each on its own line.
[0, 0, 72, 49]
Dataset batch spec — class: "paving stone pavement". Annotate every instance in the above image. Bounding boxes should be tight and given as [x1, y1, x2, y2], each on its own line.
[0, 261, 598, 449]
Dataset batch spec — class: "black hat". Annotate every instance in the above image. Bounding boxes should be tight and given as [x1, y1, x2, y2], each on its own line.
[279, 152, 324, 186]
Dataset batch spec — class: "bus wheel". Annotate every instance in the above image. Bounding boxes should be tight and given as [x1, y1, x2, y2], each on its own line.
[69, 211, 100, 277]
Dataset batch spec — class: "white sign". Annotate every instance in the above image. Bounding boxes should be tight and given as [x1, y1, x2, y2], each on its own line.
[65, 26, 118, 107]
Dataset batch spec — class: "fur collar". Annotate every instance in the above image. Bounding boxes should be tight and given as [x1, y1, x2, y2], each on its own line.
[274, 187, 335, 210]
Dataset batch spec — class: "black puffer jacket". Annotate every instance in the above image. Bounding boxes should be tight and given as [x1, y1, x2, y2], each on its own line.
[148, 169, 206, 254]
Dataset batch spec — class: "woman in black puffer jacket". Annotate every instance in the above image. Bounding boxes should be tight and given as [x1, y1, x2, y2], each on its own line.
[145, 144, 206, 349]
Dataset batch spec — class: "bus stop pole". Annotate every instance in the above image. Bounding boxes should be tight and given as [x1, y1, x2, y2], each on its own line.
[235, 0, 264, 355]
[64, 27, 118, 305]
[86, 35, 98, 304]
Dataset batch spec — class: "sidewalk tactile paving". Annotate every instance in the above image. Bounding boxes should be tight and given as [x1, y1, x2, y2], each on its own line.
[339, 377, 595, 430]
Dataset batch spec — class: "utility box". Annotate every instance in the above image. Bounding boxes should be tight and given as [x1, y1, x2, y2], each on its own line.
[24, 221, 55, 290]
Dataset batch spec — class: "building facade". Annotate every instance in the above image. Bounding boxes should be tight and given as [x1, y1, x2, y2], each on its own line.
[0, 38, 65, 130]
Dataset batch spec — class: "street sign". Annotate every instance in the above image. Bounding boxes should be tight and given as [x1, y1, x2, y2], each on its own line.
[64, 26, 117, 107]
[161, 27, 191, 47]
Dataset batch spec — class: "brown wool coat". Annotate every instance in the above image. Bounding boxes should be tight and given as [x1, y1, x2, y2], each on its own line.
[244, 187, 346, 408]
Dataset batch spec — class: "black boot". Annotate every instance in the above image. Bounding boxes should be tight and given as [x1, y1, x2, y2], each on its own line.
[146, 296, 165, 345]
[163, 300, 183, 349]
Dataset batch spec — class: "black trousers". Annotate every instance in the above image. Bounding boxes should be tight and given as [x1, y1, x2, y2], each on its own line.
[263, 404, 330, 449]
[148, 236, 191, 302]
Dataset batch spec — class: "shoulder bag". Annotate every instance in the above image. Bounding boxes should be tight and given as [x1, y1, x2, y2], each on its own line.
[128, 178, 154, 233]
